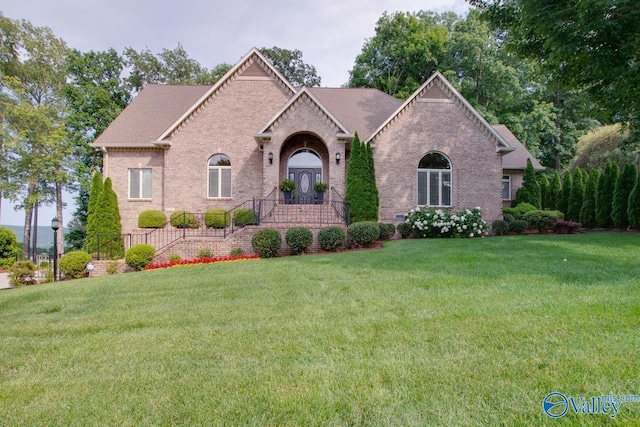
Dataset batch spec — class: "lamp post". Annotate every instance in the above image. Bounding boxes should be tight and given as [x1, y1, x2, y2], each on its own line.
[51, 217, 60, 282]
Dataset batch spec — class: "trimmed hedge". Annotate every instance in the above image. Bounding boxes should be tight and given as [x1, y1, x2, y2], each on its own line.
[251, 229, 281, 258]
[137, 210, 167, 228]
[397, 222, 413, 239]
[508, 220, 528, 234]
[170, 211, 200, 229]
[347, 221, 380, 248]
[60, 251, 92, 279]
[492, 220, 509, 236]
[378, 223, 396, 240]
[125, 244, 156, 271]
[503, 203, 537, 220]
[286, 227, 313, 255]
[522, 210, 563, 233]
[9, 261, 36, 286]
[233, 208, 258, 227]
[205, 208, 230, 228]
[318, 227, 346, 251]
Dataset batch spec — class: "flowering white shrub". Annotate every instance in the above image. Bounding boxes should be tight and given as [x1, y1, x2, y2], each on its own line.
[405, 207, 487, 238]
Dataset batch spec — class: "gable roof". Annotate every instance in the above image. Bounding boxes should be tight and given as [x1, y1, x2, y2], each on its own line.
[493, 124, 545, 170]
[91, 48, 296, 148]
[365, 71, 513, 153]
[255, 87, 354, 141]
[91, 84, 211, 148]
[307, 88, 403, 141]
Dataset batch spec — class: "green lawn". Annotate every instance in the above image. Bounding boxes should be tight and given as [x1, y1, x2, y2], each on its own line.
[1, 232, 639, 426]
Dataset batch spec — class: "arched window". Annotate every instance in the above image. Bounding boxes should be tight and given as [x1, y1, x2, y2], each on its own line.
[418, 152, 451, 206]
[208, 154, 231, 198]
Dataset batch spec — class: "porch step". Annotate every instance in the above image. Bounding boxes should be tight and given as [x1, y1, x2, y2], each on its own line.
[260, 203, 346, 227]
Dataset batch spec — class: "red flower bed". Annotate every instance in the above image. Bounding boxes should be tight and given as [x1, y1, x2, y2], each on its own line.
[146, 254, 260, 270]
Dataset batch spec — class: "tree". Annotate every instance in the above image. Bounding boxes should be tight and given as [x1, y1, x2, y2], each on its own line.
[567, 168, 585, 222]
[123, 44, 230, 92]
[538, 175, 550, 210]
[469, 0, 640, 139]
[580, 169, 600, 228]
[611, 163, 637, 228]
[557, 171, 573, 216]
[345, 134, 377, 223]
[596, 161, 618, 228]
[95, 178, 123, 258]
[259, 47, 321, 86]
[513, 159, 541, 208]
[549, 171, 562, 211]
[0, 13, 72, 258]
[84, 171, 104, 254]
[570, 124, 635, 171]
[627, 173, 640, 229]
[365, 142, 379, 219]
[0, 226, 18, 268]
[348, 11, 451, 99]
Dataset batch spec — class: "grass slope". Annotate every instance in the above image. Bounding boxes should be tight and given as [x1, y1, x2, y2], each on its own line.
[1, 232, 639, 425]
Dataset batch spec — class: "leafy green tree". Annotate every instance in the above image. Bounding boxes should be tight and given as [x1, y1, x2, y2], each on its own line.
[514, 159, 541, 208]
[348, 11, 451, 99]
[570, 124, 635, 171]
[0, 226, 18, 268]
[627, 174, 640, 229]
[259, 47, 321, 86]
[567, 168, 585, 222]
[549, 171, 562, 211]
[596, 161, 619, 228]
[0, 13, 71, 257]
[612, 163, 637, 228]
[65, 49, 131, 228]
[557, 171, 573, 216]
[345, 134, 377, 222]
[580, 169, 600, 228]
[469, 0, 640, 138]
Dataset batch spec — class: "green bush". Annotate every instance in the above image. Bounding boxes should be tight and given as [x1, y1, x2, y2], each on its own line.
[106, 260, 120, 275]
[125, 244, 156, 271]
[378, 223, 396, 240]
[522, 210, 561, 233]
[233, 208, 258, 227]
[492, 220, 509, 236]
[168, 253, 182, 262]
[137, 210, 167, 228]
[286, 227, 313, 255]
[170, 211, 200, 229]
[347, 221, 380, 248]
[508, 220, 528, 234]
[318, 227, 346, 251]
[397, 222, 413, 239]
[197, 248, 214, 258]
[59, 251, 92, 279]
[0, 227, 18, 268]
[230, 247, 245, 257]
[205, 209, 230, 228]
[251, 229, 281, 258]
[9, 261, 36, 286]
[503, 203, 537, 220]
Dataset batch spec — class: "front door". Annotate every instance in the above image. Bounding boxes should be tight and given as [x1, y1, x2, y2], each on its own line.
[289, 168, 321, 204]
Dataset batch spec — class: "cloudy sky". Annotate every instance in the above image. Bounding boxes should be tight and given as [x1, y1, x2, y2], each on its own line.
[1, 0, 470, 226]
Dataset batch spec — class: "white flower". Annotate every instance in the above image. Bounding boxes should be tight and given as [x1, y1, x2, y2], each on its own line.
[462, 225, 467, 230]
[473, 223, 477, 227]
[470, 233, 474, 237]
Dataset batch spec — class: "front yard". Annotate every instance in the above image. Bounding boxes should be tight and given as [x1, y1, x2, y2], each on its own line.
[0, 232, 638, 425]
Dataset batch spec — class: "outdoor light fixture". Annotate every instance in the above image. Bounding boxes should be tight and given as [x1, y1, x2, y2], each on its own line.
[336, 152, 341, 164]
[268, 151, 273, 164]
[51, 217, 60, 282]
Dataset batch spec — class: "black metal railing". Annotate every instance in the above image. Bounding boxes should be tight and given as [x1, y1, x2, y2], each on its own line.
[331, 187, 351, 225]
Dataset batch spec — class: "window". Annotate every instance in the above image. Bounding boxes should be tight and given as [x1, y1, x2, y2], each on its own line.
[418, 152, 451, 206]
[502, 175, 511, 201]
[129, 169, 152, 199]
[208, 154, 231, 198]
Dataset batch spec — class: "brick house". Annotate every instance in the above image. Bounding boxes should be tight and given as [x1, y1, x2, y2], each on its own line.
[91, 48, 539, 256]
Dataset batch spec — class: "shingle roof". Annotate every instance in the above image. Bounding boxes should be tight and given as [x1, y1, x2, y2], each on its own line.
[307, 87, 403, 140]
[92, 84, 212, 147]
[494, 124, 545, 170]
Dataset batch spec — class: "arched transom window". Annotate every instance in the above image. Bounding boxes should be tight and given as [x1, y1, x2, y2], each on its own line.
[208, 154, 231, 198]
[418, 152, 451, 206]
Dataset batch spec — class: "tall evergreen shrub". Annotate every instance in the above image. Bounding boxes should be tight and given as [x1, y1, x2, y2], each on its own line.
[85, 172, 104, 254]
[628, 173, 640, 229]
[612, 163, 637, 228]
[345, 134, 378, 222]
[596, 161, 618, 228]
[95, 178, 124, 258]
[580, 169, 600, 228]
[557, 171, 572, 215]
[514, 159, 541, 208]
[539, 175, 550, 209]
[549, 171, 562, 211]
[567, 168, 585, 222]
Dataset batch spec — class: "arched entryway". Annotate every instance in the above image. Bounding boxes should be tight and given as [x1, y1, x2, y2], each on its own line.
[280, 133, 329, 204]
